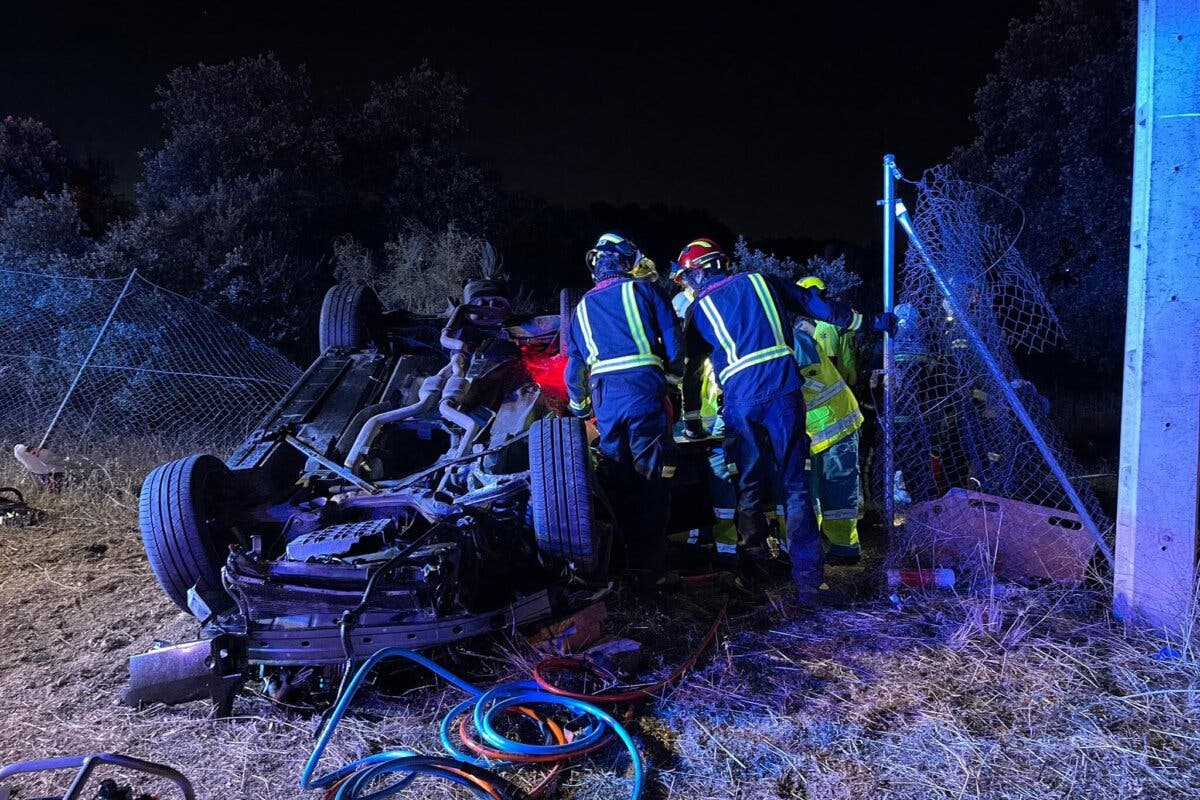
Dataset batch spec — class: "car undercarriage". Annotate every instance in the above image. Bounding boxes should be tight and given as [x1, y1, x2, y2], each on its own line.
[124, 278, 712, 712]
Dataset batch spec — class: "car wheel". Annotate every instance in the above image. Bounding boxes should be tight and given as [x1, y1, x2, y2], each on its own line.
[559, 287, 587, 357]
[139, 454, 238, 615]
[319, 283, 382, 352]
[529, 416, 603, 577]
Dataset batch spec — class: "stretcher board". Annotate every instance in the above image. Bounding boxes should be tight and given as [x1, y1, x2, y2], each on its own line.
[903, 488, 1097, 585]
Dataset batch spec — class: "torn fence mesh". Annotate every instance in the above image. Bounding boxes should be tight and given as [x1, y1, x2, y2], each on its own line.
[877, 168, 1112, 574]
[0, 269, 300, 458]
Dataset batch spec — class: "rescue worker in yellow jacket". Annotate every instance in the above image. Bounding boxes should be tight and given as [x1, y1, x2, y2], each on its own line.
[671, 287, 739, 565]
[803, 277, 858, 388]
[794, 276, 866, 564]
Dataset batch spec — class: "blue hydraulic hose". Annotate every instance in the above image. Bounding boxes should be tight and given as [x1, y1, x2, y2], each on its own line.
[302, 646, 646, 800]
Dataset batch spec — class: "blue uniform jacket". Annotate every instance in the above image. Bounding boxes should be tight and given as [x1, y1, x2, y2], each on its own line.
[565, 277, 686, 417]
[683, 272, 863, 411]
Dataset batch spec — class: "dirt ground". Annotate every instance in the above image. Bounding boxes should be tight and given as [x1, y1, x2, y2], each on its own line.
[2, 463, 1199, 800]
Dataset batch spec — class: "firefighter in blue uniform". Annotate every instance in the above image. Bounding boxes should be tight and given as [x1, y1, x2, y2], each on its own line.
[564, 233, 686, 598]
[674, 238, 895, 607]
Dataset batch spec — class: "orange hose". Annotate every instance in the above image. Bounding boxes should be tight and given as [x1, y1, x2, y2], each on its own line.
[324, 602, 725, 799]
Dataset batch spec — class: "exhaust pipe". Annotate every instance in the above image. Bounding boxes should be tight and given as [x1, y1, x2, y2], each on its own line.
[343, 362, 453, 470]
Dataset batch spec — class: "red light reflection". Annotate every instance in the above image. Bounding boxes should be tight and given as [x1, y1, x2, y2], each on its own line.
[520, 346, 569, 415]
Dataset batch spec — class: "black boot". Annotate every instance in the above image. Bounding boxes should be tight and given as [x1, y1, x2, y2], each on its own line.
[790, 582, 849, 613]
[826, 551, 862, 567]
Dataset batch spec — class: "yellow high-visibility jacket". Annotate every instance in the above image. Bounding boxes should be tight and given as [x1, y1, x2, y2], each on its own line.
[795, 325, 863, 454]
[813, 320, 857, 387]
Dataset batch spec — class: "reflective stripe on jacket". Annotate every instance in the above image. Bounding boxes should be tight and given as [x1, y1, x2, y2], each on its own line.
[683, 272, 864, 411]
[564, 278, 685, 416]
[680, 358, 723, 428]
[795, 325, 863, 454]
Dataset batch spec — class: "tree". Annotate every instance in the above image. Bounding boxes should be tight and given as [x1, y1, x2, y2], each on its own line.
[0, 119, 125, 277]
[733, 235, 862, 299]
[120, 54, 493, 355]
[0, 189, 91, 270]
[0, 116, 69, 210]
[113, 55, 334, 351]
[953, 0, 1135, 367]
[336, 64, 495, 241]
[68, 158, 135, 237]
[138, 54, 329, 212]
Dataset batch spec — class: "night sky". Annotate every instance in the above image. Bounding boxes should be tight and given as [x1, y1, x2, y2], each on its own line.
[2, 2, 1036, 244]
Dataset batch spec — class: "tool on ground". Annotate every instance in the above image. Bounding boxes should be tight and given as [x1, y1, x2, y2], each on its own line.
[0, 487, 46, 527]
[0, 753, 194, 800]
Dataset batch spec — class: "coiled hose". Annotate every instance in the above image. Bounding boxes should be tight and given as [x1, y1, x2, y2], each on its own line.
[303, 602, 726, 800]
[302, 648, 643, 800]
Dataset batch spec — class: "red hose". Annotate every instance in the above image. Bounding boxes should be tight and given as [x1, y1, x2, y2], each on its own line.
[324, 602, 726, 800]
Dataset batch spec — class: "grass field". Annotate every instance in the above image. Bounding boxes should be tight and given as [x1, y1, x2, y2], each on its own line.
[1, 460, 1198, 799]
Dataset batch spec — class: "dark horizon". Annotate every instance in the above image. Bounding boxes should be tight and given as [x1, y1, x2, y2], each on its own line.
[2, 2, 1037, 245]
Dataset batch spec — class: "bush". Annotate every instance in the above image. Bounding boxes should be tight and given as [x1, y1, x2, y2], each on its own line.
[0, 190, 93, 270]
[334, 225, 499, 315]
[732, 235, 861, 299]
[0, 116, 68, 209]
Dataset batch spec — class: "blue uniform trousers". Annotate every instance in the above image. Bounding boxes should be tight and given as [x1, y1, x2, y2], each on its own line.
[722, 388, 822, 591]
[591, 369, 674, 580]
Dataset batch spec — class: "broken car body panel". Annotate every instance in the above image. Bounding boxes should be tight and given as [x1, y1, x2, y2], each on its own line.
[125, 283, 607, 711]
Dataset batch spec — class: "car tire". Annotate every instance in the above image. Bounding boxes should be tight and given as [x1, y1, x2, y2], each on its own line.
[529, 416, 602, 577]
[559, 287, 587, 357]
[319, 283, 382, 352]
[139, 454, 237, 615]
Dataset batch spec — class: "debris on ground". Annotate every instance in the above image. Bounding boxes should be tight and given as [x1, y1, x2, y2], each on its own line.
[94, 778, 153, 800]
[527, 601, 608, 654]
[0, 486, 46, 527]
[903, 489, 1097, 584]
[3, 466, 1200, 799]
[886, 566, 955, 589]
[12, 444, 66, 491]
[581, 638, 647, 679]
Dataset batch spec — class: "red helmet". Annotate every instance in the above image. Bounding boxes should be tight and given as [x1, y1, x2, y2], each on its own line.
[671, 238, 730, 283]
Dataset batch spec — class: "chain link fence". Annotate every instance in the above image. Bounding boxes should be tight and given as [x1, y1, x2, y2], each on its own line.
[0, 268, 300, 463]
[881, 167, 1113, 576]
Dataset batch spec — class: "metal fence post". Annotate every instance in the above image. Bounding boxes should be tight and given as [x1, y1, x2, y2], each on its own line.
[38, 269, 139, 449]
[881, 155, 900, 543]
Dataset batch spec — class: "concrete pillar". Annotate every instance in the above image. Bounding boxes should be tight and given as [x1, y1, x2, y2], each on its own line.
[1115, 0, 1200, 634]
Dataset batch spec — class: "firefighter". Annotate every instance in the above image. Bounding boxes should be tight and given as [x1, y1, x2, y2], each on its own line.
[794, 279, 866, 564]
[564, 233, 686, 599]
[674, 238, 894, 606]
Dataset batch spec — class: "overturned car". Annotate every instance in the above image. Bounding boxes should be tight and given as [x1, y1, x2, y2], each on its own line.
[126, 279, 643, 711]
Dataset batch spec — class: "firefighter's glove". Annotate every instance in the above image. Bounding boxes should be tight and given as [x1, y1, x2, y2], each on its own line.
[683, 418, 709, 440]
[872, 311, 899, 337]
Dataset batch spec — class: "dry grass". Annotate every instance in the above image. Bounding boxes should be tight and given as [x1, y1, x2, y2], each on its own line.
[662, 584, 1200, 799]
[333, 226, 499, 315]
[1, 458, 1198, 799]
